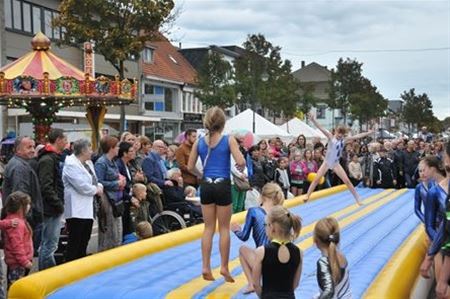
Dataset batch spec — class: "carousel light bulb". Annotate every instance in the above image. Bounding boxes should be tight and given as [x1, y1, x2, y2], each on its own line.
[40, 102, 47, 106]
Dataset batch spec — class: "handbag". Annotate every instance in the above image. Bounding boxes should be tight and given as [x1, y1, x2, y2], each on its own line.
[232, 173, 251, 192]
[105, 190, 124, 218]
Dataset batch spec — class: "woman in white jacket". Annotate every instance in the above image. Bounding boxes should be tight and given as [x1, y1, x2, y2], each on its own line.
[63, 139, 103, 261]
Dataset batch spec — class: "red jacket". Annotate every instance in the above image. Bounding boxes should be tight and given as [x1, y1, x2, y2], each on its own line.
[3, 213, 33, 268]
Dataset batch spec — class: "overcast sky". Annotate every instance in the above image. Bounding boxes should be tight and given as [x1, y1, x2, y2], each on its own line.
[169, 0, 450, 120]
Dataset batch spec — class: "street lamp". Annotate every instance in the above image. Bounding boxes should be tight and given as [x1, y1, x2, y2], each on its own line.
[252, 72, 269, 133]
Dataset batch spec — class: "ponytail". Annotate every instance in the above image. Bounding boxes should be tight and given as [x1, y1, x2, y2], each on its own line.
[314, 217, 343, 284]
[290, 213, 302, 240]
[267, 206, 302, 241]
[327, 236, 342, 284]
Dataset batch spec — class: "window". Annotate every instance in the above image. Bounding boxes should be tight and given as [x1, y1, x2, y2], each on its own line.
[164, 89, 173, 112]
[4, 0, 12, 28]
[168, 54, 178, 64]
[144, 102, 154, 111]
[182, 92, 186, 112]
[154, 86, 164, 95]
[22, 2, 31, 32]
[155, 102, 164, 111]
[143, 48, 154, 64]
[13, 0, 21, 30]
[316, 105, 326, 119]
[5, 0, 62, 40]
[52, 12, 60, 39]
[144, 84, 154, 95]
[32, 6, 41, 34]
[44, 10, 52, 37]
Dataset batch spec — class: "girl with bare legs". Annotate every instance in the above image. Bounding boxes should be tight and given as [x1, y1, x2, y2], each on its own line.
[304, 113, 373, 205]
[188, 107, 245, 282]
[231, 183, 285, 293]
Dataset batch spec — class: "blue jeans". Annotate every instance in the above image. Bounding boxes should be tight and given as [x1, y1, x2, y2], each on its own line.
[38, 214, 63, 270]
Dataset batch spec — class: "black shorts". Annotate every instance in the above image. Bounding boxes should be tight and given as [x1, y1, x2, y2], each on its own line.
[290, 182, 303, 188]
[200, 179, 232, 206]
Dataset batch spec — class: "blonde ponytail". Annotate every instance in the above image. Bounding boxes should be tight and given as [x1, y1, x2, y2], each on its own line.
[314, 217, 342, 284]
[328, 237, 342, 284]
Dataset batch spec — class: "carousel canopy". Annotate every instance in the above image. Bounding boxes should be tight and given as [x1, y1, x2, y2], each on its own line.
[0, 32, 137, 107]
[0, 32, 87, 80]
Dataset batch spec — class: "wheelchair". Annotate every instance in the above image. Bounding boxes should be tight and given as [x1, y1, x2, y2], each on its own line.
[146, 183, 203, 236]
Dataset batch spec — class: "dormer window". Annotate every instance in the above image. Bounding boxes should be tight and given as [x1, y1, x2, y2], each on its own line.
[143, 47, 154, 64]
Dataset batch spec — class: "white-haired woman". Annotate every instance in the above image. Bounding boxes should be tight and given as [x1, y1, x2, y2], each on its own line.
[63, 139, 103, 261]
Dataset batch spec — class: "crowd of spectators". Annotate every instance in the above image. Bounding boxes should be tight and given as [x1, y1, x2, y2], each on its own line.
[0, 123, 448, 297]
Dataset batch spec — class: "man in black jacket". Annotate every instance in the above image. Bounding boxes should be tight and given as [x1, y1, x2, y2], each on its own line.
[3, 136, 44, 255]
[403, 140, 420, 188]
[38, 128, 67, 270]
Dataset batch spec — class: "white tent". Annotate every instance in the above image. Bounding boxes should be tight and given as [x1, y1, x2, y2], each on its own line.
[224, 109, 294, 141]
[279, 117, 327, 140]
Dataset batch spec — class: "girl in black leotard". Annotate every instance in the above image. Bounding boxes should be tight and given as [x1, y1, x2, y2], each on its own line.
[252, 206, 303, 299]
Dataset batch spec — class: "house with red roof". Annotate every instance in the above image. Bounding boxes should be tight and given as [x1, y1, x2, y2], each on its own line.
[141, 35, 203, 139]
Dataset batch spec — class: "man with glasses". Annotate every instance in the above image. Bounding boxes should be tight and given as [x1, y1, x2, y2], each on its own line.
[142, 140, 173, 188]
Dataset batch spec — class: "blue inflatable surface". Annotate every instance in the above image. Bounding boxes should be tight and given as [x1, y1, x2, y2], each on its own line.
[48, 188, 417, 299]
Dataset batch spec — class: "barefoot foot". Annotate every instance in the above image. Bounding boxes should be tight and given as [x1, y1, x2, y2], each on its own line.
[202, 271, 215, 281]
[243, 285, 255, 294]
[220, 269, 235, 283]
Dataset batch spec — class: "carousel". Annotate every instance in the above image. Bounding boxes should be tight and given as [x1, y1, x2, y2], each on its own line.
[0, 32, 137, 146]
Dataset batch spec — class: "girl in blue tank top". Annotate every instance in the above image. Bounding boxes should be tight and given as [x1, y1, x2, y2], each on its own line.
[231, 183, 285, 294]
[188, 107, 245, 283]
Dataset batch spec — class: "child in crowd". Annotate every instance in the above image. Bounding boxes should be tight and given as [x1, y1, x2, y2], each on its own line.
[275, 157, 291, 199]
[231, 183, 285, 294]
[135, 221, 153, 240]
[1, 191, 33, 288]
[348, 154, 363, 187]
[305, 113, 372, 205]
[184, 185, 197, 198]
[263, 151, 277, 182]
[313, 217, 352, 299]
[373, 148, 397, 188]
[252, 206, 302, 299]
[301, 149, 319, 193]
[130, 183, 150, 225]
[289, 151, 305, 196]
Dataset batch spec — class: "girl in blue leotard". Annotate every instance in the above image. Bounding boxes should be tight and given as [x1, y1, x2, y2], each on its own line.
[231, 183, 285, 294]
[415, 156, 446, 223]
[420, 155, 448, 285]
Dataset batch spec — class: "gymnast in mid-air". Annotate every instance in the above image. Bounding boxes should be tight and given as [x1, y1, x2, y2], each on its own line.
[305, 113, 373, 205]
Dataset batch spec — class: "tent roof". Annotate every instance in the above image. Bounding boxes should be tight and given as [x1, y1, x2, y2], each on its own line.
[224, 109, 293, 139]
[0, 32, 89, 80]
[279, 117, 327, 139]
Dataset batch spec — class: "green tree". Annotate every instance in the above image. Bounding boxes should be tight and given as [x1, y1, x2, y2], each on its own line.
[442, 116, 450, 130]
[234, 34, 271, 111]
[194, 51, 236, 108]
[297, 82, 318, 115]
[349, 78, 388, 130]
[234, 34, 298, 120]
[328, 58, 364, 125]
[400, 88, 434, 132]
[54, 0, 175, 133]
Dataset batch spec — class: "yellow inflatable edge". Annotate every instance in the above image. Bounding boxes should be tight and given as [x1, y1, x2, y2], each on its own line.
[9, 184, 347, 299]
[363, 225, 428, 299]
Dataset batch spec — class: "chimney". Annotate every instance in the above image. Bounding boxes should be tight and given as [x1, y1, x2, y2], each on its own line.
[301, 60, 305, 68]
[178, 42, 182, 49]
